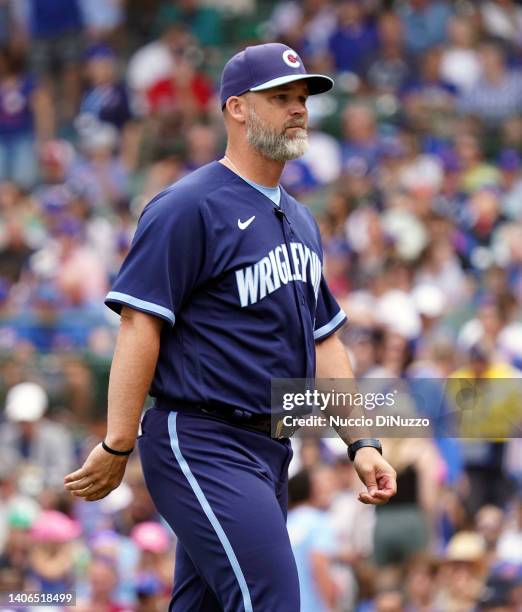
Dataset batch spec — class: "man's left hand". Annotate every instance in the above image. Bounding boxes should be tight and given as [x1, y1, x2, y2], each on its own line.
[353, 447, 397, 505]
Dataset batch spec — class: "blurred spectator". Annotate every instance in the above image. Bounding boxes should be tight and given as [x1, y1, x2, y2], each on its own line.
[398, 0, 453, 54]
[131, 521, 173, 609]
[78, 0, 125, 45]
[81, 527, 140, 606]
[327, 1, 377, 75]
[475, 505, 504, 566]
[455, 132, 500, 194]
[330, 457, 375, 611]
[25, 0, 85, 122]
[0, 474, 39, 553]
[29, 509, 81, 592]
[342, 326, 379, 378]
[69, 121, 131, 210]
[415, 237, 467, 308]
[114, 460, 159, 530]
[440, 15, 481, 93]
[432, 150, 464, 216]
[53, 218, 108, 307]
[31, 138, 76, 219]
[267, 0, 337, 60]
[403, 556, 439, 611]
[183, 123, 220, 171]
[496, 496, 522, 564]
[0, 46, 54, 189]
[76, 556, 134, 612]
[0, 382, 75, 492]
[497, 149, 522, 220]
[79, 44, 132, 131]
[477, 570, 522, 610]
[365, 12, 412, 95]
[323, 238, 351, 296]
[0, 497, 35, 591]
[126, 25, 178, 99]
[0, 216, 34, 285]
[134, 571, 165, 612]
[448, 343, 521, 511]
[340, 103, 383, 171]
[435, 531, 487, 610]
[0, 0, 27, 48]
[288, 466, 340, 612]
[500, 113, 522, 151]
[24, 212, 108, 312]
[61, 357, 96, 422]
[481, 0, 522, 46]
[459, 297, 513, 357]
[372, 588, 405, 612]
[458, 41, 522, 125]
[373, 438, 441, 568]
[401, 47, 457, 134]
[138, 155, 186, 203]
[145, 51, 214, 123]
[153, 0, 224, 48]
[323, 191, 349, 238]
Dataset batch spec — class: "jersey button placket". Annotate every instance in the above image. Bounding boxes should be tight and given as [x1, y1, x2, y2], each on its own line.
[275, 208, 309, 373]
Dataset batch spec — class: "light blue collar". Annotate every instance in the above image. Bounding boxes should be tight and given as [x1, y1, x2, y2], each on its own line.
[239, 175, 281, 207]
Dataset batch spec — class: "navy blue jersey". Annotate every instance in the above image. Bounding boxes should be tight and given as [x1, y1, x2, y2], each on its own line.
[105, 161, 346, 415]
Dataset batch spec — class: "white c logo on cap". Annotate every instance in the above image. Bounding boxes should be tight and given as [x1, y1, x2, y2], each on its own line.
[282, 49, 301, 68]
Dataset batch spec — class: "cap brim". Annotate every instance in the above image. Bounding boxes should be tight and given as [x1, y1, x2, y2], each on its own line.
[249, 73, 334, 95]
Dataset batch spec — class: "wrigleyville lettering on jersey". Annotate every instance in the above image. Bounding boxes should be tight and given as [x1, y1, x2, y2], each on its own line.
[235, 241, 321, 307]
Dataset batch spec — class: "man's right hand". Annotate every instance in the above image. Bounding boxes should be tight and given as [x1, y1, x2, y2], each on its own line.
[64, 443, 129, 501]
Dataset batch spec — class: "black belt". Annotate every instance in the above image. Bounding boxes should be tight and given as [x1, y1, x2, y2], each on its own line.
[154, 399, 308, 438]
[198, 404, 314, 438]
[199, 405, 277, 436]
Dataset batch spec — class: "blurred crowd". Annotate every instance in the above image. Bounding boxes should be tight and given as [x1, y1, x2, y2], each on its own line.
[2, 0, 522, 610]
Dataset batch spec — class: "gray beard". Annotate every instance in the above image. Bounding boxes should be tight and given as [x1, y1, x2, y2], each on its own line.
[245, 106, 308, 161]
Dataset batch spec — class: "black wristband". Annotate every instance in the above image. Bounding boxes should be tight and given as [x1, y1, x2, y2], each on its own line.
[347, 438, 382, 461]
[102, 440, 134, 456]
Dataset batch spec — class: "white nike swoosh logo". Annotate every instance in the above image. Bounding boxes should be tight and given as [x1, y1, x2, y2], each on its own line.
[238, 215, 255, 230]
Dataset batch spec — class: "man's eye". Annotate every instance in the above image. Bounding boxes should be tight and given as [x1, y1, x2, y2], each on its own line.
[275, 94, 287, 101]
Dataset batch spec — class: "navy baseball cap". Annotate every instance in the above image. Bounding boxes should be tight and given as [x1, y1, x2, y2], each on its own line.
[220, 43, 334, 109]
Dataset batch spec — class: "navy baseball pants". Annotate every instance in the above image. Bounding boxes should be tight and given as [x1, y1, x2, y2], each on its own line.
[138, 407, 300, 611]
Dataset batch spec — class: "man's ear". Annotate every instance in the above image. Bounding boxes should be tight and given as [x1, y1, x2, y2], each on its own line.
[225, 95, 248, 124]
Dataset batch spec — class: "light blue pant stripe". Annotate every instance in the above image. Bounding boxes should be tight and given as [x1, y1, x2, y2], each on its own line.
[167, 412, 253, 612]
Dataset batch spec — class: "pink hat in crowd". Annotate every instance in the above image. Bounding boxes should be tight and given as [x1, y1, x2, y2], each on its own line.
[31, 510, 82, 543]
[131, 522, 171, 554]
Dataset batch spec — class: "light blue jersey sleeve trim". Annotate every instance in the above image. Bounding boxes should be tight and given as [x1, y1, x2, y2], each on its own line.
[314, 309, 347, 341]
[105, 291, 175, 326]
[167, 413, 253, 612]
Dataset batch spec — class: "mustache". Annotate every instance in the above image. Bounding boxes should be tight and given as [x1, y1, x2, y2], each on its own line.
[284, 120, 307, 130]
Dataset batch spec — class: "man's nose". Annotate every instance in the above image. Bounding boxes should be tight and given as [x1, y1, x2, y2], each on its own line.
[289, 101, 307, 117]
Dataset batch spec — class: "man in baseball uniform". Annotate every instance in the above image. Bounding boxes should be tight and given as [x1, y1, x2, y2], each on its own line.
[65, 43, 397, 611]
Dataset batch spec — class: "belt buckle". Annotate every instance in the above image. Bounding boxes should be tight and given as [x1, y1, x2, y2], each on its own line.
[273, 416, 296, 439]
[274, 418, 285, 439]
